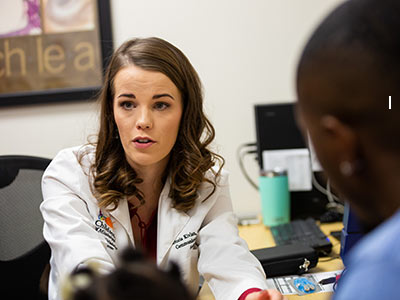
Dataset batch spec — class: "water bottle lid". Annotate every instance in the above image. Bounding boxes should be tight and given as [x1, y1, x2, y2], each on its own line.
[260, 167, 287, 177]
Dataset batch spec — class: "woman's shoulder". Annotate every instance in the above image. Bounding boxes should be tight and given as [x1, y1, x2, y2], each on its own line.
[53, 144, 95, 162]
[195, 167, 229, 200]
[46, 144, 96, 175]
[42, 145, 100, 216]
[204, 166, 229, 185]
[190, 167, 231, 214]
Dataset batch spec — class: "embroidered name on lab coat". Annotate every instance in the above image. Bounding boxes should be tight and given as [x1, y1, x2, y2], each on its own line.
[95, 211, 118, 250]
[173, 232, 198, 249]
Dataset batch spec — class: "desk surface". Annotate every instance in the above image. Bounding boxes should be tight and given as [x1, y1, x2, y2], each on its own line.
[197, 221, 344, 300]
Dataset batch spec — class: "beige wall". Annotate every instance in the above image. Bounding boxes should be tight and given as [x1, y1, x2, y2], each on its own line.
[0, 0, 344, 216]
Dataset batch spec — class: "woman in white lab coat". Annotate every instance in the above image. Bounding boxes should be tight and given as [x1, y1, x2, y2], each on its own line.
[41, 37, 285, 300]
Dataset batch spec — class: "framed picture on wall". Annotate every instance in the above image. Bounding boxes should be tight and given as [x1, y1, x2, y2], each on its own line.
[0, 0, 113, 107]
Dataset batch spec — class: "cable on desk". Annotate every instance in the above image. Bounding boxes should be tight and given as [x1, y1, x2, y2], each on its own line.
[237, 143, 259, 190]
[318, 238, 341, 262]
[306, 135, 344, 213]
[318, 255, 341, 262]
[333, 268, 347, 291]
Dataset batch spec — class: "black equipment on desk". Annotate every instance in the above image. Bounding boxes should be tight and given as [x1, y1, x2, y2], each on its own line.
[270, 218, 333, 256]
[251, 244, 318, 277]
[254, 102, 329, 220]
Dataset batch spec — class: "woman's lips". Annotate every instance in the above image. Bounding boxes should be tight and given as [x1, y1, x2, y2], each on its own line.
[132, 138, 155, 149]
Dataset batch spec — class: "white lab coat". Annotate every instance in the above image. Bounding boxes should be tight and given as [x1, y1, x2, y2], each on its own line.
[41, 145, 268, 300]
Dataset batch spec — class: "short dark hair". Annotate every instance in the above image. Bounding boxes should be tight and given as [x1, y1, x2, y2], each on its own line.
[299, 0, 400, 75]
[297, 0, 400, 151]
[65, 248, 195, 300]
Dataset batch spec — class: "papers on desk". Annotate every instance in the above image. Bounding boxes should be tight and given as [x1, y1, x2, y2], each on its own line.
[266, 270, 343, 295]
[262, 149, 312, 191]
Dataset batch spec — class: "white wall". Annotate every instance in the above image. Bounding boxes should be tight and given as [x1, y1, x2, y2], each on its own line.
[0, 0, 344, 216]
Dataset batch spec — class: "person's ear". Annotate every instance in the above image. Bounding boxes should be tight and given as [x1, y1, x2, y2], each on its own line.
[320, 115, 361, 177]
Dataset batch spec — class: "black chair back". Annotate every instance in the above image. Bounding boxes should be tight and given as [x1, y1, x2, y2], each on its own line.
[0, 155, 51, 300]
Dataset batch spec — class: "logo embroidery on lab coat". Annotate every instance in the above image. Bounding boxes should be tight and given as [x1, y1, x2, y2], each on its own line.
[95, 210, 118, 250]
[173, 232, 198, 249]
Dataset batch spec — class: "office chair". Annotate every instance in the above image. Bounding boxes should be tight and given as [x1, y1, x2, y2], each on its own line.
[0, 155, 51, 300]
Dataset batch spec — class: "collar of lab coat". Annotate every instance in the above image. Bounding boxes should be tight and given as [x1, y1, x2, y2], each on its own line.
[106, 176, 190, 265]
[157, 177, 190, 265]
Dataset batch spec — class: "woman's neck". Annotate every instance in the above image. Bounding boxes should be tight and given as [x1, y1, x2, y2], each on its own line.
[128, 156, 169, 209]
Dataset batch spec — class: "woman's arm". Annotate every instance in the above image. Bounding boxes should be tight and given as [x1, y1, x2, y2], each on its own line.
[196, 170, 272, 300]
[40, 147, 116, 299]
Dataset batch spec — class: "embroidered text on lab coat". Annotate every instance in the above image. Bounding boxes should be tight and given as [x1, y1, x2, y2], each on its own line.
[173, 232, 197, 249]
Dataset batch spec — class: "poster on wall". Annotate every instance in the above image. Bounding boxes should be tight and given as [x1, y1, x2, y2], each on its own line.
[0, 0, 113, 107]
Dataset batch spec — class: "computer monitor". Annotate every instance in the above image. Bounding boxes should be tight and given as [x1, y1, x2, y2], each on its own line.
[255, 102, 305, 167]
[254, 102, 328, 220]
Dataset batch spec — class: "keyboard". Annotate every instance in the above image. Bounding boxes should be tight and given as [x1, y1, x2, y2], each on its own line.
[270, 218, 333, 256]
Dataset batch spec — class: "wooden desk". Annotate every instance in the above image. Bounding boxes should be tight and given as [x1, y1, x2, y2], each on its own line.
[197, 222, 344, 300]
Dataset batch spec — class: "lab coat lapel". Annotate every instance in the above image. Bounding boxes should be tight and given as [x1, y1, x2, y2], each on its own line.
[157, 180, 190, 265]
[108, 198, 134, 245]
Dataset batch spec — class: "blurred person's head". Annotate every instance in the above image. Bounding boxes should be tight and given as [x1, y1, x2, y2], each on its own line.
[63, 248, 194, 300]
[296, 0, 400, 231]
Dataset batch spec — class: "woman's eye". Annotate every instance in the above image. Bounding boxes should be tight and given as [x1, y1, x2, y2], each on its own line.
[121, 101, 135, 110]
[154, 102, 170, 111]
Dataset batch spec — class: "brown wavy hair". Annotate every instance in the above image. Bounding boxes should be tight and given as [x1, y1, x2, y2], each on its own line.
[89, 37, 224, 212]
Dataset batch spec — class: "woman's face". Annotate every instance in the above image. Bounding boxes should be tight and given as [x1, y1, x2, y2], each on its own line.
[113, 64, 183, 172]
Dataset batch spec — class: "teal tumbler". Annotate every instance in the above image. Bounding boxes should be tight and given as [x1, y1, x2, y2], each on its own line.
[259, 169, 290, 226]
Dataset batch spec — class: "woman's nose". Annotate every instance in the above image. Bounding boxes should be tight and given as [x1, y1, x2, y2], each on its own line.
[136, 108, 152, 129]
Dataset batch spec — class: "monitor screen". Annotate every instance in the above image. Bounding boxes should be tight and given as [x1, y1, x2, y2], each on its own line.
[254, 102, 328, 219]
[254, 102, 305, 167]
[255, 102, 312, 192]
